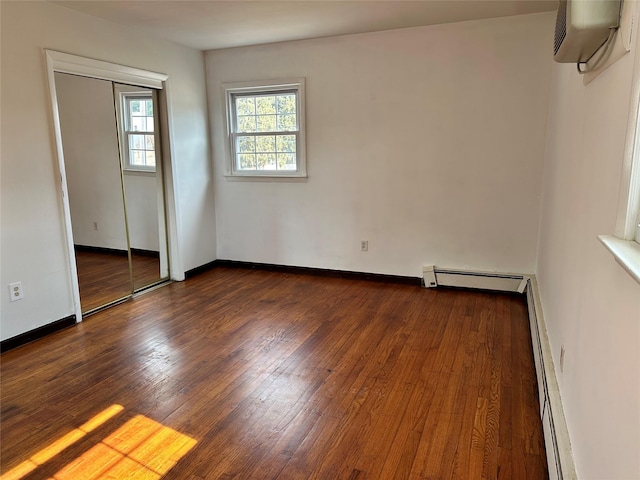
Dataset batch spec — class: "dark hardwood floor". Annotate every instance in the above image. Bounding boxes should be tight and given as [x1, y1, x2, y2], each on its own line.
[75, 248, 162, 313]
[0, 267, 547, 479]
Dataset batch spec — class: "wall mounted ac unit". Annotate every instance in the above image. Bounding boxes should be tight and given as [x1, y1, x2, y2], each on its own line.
[554, 0, 622, 63]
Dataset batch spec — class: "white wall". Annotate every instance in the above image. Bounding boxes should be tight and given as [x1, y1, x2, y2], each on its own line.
[206, 13, 553, 277]
[0, 1, 215, 341]
[55, 72, 129, 251]
[537, 24, 640, 480]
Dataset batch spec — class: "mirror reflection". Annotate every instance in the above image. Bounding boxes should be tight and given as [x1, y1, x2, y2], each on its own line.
[114, 84, 169, 292]
[54, 73, 169, 315]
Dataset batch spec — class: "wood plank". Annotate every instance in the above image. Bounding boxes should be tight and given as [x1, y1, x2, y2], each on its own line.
[0, 268, 547, 479]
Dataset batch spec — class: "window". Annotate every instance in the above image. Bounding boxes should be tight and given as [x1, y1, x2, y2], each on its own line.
[598, 53, 640, 284]
[224, 79, 306, 177]
[122, 93, 156, 172]
[634, 182, 640, 244]
[626, 86, 640, 246]
[635, 173, 640, 243]
[636, 198, 640, 243]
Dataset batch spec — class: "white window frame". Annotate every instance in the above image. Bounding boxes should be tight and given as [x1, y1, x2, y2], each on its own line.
[634, 162, 640, 244]
[632, 125, 640, 244]
[598, 7, 640, 283]
[223, 78, 306, 178]
[117, 90, 157, 173]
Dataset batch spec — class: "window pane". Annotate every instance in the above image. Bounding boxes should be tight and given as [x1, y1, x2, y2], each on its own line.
[131, 150, 145, 166]
[257, 153, 276, 170]
[256, 96, 276, 114]
[256, 135, 276, 153]
[145, 151, 156, 167]
[145, 135, 155, 150]
[135, 100, 147, 117]
[146, 117, 155, 132]
[235, 97, 255, 116]
[131, 117, 146, 132]
[276, 135, 296, 153]
[238, 153, 256, 170]
[277, 114, 296, 131]
[145, 100, 153, 116]
[277, 153, 296, 170]
[276, 94, 296, 114]
[237, 116, 256, 133]
[129, 100, 142, 115]
[236, 136, 256, 153]
[256, 115, 276, 132]
[130, 135, 144, 150]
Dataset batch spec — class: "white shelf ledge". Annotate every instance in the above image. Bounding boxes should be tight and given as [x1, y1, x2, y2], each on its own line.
[598, 235, 640, 284]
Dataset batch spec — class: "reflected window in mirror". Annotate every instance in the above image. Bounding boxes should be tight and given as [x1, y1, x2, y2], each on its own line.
[122, 94, 156, 172]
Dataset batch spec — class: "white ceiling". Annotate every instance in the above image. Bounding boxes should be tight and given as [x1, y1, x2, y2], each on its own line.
[53, 0, 558, 51]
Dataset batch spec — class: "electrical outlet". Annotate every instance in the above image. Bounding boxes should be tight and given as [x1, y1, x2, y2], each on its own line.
[9, 282, 23, 302]
[360, 240, 368, 252]
[560, 345, 565, 373]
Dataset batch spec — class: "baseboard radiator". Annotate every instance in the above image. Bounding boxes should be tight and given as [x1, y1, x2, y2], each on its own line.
[423, 267, 577, 480]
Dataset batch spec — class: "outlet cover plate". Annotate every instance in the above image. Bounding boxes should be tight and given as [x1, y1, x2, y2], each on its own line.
[9, 282, 23, 301]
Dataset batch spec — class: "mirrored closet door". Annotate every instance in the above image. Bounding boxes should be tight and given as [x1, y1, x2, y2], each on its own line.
[55, 73, 169, 315]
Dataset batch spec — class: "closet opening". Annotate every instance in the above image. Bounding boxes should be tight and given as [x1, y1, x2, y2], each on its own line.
[45, 51, 182, 320]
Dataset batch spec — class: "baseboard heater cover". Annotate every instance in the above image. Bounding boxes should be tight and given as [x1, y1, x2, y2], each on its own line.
[423, 266, 577, 480]
[526, 277, 577, 480]
[423, 266, 526, 293]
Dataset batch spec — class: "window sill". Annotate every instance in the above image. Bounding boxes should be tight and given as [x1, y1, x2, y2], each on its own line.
[123, 169, 156, 177]
[224, 174, 307, 182]
[598, 235, 640, 284]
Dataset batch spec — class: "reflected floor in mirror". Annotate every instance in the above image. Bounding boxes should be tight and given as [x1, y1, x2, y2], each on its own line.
[74, 247, 162, 312]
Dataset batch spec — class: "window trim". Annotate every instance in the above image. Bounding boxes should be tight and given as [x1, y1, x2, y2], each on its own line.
[632, 151, 640, 244]
[223, 78, 306, 178]
[619, 69, 640, 244]
[599, 5, 640, 284]
[631, 137, 640, 242]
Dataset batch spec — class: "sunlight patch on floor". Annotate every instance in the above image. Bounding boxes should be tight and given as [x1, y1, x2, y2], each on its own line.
[0, 405, 196, 480]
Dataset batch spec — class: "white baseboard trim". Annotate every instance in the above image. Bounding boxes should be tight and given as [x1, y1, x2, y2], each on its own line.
[525, 275, 577, 480]
[423, 267, 577, 479]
